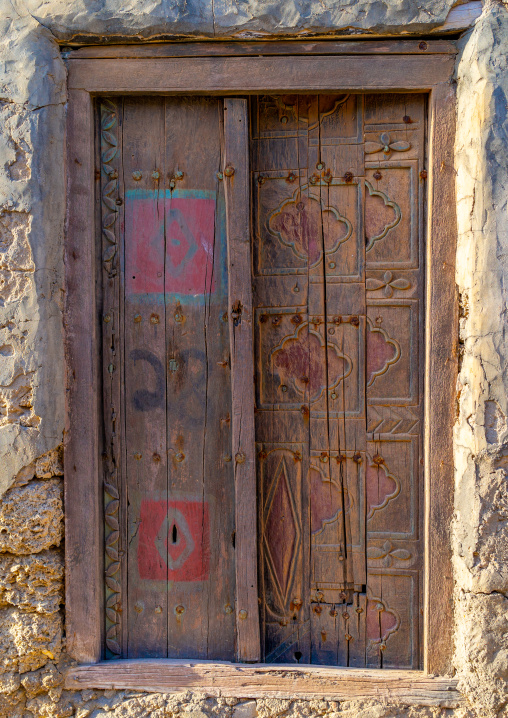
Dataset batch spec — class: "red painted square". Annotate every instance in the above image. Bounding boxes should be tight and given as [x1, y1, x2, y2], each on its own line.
[125, 191, 216, 298]
[137, 499, 210, 582]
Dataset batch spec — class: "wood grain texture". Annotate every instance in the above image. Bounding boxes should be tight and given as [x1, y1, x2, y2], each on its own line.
[67, 55, 455, 93]
[223, 99, 260, 662]
[65, 49, 456, 675]
[99, 97, 126, 659]
[65, 89, 102, 663]
[424, 82, 457, 677]
[69, 40, 457, 60]
[65, 660, 463, 707]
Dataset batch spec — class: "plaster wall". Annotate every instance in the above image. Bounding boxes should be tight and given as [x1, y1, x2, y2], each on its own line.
[0, 0, 506, 715]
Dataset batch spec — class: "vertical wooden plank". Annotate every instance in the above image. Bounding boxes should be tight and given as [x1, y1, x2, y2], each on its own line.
[223, 98, 260, 662]
[99, 97, 126, 659]
[164, 97, 235, 661]
[65, 89, 102, 663]
[424, 82, 457, 676]
[122, 97, 169, 658]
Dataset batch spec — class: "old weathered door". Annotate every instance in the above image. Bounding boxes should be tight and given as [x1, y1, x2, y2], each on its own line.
[100, 97, 236, 660]
[252, 94, 425, 668]
[99, 92, 425, 668]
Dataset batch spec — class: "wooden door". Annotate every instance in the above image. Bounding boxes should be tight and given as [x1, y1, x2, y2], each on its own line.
[100, 97, 236, 660]
[252, 94, 425, 668]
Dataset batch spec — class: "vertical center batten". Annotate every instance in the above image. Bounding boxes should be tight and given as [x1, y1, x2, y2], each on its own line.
[223, 98, 261, 662]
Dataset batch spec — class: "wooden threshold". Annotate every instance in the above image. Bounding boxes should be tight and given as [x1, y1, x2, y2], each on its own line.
[65, 660, 463, 708]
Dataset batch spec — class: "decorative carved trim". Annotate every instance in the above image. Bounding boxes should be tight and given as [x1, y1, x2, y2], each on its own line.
[366, 318, 401, 388]
[100, 100, 122, 657]
[272, 94, 350, 129]
[367, 405, 420, 435]
[364, 180, 401, 252]
[100, 100, 119, 276]
[366, 454, 401, 520]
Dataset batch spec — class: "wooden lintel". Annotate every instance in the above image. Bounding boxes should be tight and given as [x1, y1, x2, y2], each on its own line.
[67, 39, 457, 60]
[67, 54, 455, 93]
[65, 660, 463, 707]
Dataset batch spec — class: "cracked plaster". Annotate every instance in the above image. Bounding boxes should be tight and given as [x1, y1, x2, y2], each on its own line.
[0, 0, 507, 715]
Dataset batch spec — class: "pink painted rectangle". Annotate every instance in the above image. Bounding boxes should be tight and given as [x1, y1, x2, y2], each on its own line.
[125, 189, 216, 300]
[137, 499, 210, 582]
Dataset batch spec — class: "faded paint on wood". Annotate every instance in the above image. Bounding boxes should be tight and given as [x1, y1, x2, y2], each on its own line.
[100, 97, 235, 660]
[252, 93, 425, 668]
[99, 92, 426, 667]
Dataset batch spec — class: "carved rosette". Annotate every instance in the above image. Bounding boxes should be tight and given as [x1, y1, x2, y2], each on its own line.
[100, 100, 122, 657]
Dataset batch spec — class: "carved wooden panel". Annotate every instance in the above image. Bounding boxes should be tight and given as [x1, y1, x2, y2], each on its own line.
[99, 97, 236, 660]
[253, 93, 425, 668]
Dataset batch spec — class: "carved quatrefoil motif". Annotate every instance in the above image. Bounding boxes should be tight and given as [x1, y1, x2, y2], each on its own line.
[365, 132, 411, 159]
[271, 323, 352, 403]
[268, 189, 352, 267]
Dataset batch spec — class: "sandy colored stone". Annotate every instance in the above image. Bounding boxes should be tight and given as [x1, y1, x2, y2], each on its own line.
[234, 701, 257, 718]
[0, 480, 63, 554]
[0, 0, 66, 499]
[454, 591, 508, 717]
[0, 0, 505, 715]
[35, 446, 64, 479]
[0, 550, 63, 614]
[0, 607, 62, 675]
[21, 663, 63, 700]
[453, 2, 508, 715]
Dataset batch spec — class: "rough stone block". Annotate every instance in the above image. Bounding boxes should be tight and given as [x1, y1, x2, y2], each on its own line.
[455, 590, 508, 715]
[0, 607, 62, 675]
[35, 446, 63, 479]
[0, 480, 63, 554]
[234, 701, 257, 718]
[0, 550, 63, 614]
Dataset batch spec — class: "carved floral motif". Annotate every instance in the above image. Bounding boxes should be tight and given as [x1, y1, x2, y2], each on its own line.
[366, 270, 411, 297]
[365, 132, 411, 159]
[367, 540, 411, 567]
[268, 189, 352, 267]
[271, 323, 352, 403]
[101, 100, 120, 276]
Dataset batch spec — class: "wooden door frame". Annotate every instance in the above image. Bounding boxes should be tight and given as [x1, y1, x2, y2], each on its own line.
[64, 40, 458, 692]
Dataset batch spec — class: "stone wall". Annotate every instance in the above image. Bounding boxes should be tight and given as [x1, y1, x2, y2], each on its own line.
[0, 0, 507, 715]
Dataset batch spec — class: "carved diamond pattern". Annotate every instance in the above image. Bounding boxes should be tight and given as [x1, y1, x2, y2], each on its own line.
[264, 457, 301, 608]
